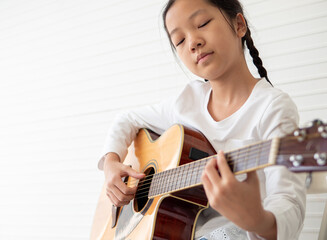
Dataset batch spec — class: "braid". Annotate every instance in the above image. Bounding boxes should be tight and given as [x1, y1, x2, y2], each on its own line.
[243, 27, 273, 86]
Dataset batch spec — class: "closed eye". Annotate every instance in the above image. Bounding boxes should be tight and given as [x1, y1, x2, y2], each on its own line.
[176, 38, 185, 47]
[199, 19, 211, 28]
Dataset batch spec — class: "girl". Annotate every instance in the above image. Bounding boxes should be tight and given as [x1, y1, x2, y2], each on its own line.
[99, 0, 306, 239]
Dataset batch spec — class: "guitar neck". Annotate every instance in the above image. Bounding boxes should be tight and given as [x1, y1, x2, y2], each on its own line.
[148, 138, 280, 198]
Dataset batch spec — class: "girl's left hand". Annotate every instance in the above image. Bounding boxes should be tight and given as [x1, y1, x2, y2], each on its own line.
[201, 150, 276, 238]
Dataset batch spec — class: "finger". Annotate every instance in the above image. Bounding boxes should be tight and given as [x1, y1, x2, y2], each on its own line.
[115, 178, 138, 195]
[106, 191, 115, 205]
[201, 171, 214, 194]
[107, 189, 130, 207]
[124, 165, 145, 179]
[106, 173, 136, 195]
[110, 184, 135, 203]
[204, 157, 221, 183]
[217, 150, 233, 178]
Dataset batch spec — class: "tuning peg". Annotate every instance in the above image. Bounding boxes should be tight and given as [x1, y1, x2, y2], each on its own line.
[312, 119, 324, 126]
[289, 154, 304, 167]
[306, 119, 323, 128]
[314, 153, 327, 166]
[318, 126, 327, 138]
[293, 129, 306, 142]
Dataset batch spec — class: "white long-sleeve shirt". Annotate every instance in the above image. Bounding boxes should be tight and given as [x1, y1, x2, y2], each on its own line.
[99, 79, 306, 240]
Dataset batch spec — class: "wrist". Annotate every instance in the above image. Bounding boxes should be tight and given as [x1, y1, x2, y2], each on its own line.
[253, 210, 277, 240]
[104, 152, 120, 166]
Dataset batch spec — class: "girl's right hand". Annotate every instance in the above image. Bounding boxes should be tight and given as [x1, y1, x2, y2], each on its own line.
[103, 152, 145, 207]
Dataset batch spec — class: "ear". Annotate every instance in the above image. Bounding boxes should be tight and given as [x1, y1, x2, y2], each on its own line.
[234, 13, 247, 38]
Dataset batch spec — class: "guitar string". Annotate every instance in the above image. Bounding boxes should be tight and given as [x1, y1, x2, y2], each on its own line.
[128, 146, 269, 193]
[132, 142, 274, 196]
[133, 152, 318, 201]
[130, 140, 284, 194]
[131, 145, 316, 198]
[133, 150, 318, 200]
[127, 141, 273, 188]
[134, 150, 269, 199]
[129, 144, 318, 189]
[123, 136, 317, 200]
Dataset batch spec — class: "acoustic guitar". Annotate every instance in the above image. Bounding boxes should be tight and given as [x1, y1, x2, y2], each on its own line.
[91, 119, 327, 240]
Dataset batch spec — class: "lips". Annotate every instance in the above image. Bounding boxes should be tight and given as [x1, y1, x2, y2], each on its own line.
[196, 52, 213, 64]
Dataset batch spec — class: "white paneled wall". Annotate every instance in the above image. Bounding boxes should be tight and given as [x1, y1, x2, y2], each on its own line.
[0, 0, 326, 239]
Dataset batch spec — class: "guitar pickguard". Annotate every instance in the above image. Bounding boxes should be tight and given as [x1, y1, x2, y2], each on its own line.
[115, 202, 141, 240]
[115, 198, 154, 240]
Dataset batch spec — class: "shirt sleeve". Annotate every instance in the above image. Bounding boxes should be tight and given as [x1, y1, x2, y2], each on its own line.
[97, 97, 176, 170]
[249, 93, 306, 239]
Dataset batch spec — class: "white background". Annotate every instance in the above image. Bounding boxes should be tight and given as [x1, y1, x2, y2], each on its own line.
[0, 0, 326, 239]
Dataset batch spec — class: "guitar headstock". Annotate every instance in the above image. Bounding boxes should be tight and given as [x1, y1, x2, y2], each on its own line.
[277, 119, 327, 172]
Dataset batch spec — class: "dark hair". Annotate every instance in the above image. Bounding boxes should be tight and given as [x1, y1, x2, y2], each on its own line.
[162, 0, 272, 86]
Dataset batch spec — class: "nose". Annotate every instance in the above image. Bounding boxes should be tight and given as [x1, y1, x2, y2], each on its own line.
[189, 36, 205, 52]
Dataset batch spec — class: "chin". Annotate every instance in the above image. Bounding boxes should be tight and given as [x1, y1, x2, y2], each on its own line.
[194, 67, 222, 81]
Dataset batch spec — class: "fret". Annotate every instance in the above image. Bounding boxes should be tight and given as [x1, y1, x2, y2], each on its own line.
[181, 165, 186, 189]
[162, 171, 168, 194]
[260, 141, 267, 166]
[163, 169, 169, 194]
[195, 161, 201, 185]
[244, 146, 249, 172]
[167, 168, 173, 192]
[178, 165, 182, 189]
[155, 172, 161, 196]
[233, 150, 237, 173]
[265, 141, 270, 164]
[159, 172, 165, 194]
[190, 162, 195, 186]
[193, 161, 199, 185]
[197, 160, 206, 183]
[255, 142, 261, 168]
[180, 165, 184, 189]
[168, 169, 173, 193]
[200, 160, 205, 183]
[153, 168, 169, 196]
[238, 149, 244, 172]
[172, 168, 179, 190]
[160, 172, 165, 195]
[185, 164, 191, 188]
[150, 174, 157, 197]
[148, 176, 154, 197]
[226, 153, 234, 172]
[171, 167, 176, 193]
[174, 167, 181, 190]
[153, 173, 158, 196]
[246, 144, 257, 170]
[152, 175, 158, 195]
[259, 140, 271, 167]
[172, 166, 176, 191]
[188, 163, 193, 186]
[231, 150, 240, 173]
[180, 165, 185, 188]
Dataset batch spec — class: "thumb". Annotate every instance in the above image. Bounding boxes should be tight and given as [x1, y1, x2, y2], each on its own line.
[125, 166, 145, 179]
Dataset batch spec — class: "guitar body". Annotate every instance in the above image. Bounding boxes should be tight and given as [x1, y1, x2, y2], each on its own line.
[90, 124, 216, 240]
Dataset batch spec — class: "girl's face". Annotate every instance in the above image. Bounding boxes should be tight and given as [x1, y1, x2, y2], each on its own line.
[165, 0, 246, 81]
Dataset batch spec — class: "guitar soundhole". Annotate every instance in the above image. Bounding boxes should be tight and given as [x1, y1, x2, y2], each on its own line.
[133, 167, 154, 212]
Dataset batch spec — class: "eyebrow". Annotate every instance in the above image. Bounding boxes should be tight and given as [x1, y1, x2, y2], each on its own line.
[169, 9, 207, 37]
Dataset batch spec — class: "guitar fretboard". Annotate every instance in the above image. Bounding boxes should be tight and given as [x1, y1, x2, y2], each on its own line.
[148, 138, 279, 198]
